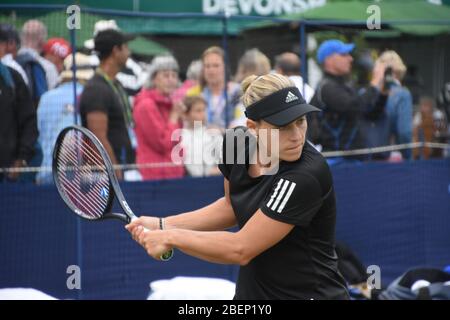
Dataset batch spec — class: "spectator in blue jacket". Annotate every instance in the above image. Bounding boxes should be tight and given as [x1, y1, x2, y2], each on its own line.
[377, 50, 413, 160]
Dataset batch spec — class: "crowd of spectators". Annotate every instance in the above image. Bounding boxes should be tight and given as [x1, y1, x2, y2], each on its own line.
[1, 19, 449, 183]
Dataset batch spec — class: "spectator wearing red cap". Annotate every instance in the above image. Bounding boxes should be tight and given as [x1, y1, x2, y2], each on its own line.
[43, 38, 71, 73]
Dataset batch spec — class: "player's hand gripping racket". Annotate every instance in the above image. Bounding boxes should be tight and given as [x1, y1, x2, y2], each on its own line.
[52, 125, 173, 261]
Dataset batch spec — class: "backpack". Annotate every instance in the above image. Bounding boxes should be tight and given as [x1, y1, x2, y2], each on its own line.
[336, 241, 368, 285]
[378, 267, 450, 300]
[16, 52, 48, 107]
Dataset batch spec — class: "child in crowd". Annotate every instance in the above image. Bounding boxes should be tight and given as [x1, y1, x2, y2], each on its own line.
[181, 96, 221, 177]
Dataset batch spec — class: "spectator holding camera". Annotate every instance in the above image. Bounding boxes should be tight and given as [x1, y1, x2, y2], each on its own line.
[309, 40, 388, 163]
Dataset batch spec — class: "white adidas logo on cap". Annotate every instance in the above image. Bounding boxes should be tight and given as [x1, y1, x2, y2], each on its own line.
[285, 91, 299, 103]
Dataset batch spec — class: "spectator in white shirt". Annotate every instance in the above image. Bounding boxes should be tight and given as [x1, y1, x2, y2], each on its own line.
[182, 95, 221, 177]
[274, 52, 315, 103]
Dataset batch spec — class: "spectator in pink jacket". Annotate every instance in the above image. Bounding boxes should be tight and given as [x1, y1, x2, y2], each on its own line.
[133, 55, 185, 180]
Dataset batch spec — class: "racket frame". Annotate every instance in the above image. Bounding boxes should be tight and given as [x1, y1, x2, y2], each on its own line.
[53, 125, 135, 223]
[52, 125, 174, 261]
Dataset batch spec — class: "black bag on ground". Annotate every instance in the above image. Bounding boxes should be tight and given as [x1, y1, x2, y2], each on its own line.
[378, 267, 450, 300]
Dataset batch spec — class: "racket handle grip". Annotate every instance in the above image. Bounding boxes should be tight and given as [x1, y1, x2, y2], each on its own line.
[130, 217, 174, 262]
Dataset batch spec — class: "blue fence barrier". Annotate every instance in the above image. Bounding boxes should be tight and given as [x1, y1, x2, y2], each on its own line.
[1, 160, 449, 299]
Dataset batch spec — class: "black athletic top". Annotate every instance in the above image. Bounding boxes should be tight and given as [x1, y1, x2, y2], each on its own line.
[80, 73, 135, 165]
[219, 127, 349, 300]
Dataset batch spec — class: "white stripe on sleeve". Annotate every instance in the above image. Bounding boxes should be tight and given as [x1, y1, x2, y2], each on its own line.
[270, 180, 290, 211]
[266, 178, 284, 208]
[277, 182, 296, 213]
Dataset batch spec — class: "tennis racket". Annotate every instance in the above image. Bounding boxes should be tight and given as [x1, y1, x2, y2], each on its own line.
[52, 125, 173, 261]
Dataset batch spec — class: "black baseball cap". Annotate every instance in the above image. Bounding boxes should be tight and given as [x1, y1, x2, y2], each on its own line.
[0, 23, 20, 44]
[94, 29, 135, 54]
[0, 29, 7, 43]
[245, 87, 320, 127]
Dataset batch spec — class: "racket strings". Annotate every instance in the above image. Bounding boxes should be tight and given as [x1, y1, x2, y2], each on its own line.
[61, 135, 107, 187]
[56, 131, 111, 220]
[62, 135, 107, 180]
[57, 174, 103, 219]
[57, 137, 107, 219]
[67, 133, 110, 196]
[60, 135, 109, 218]
[57, 159, 107, 216]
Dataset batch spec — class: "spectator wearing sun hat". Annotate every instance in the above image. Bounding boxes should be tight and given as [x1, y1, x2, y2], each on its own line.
[36, 53, 95, 184]
[43, 37, 71, 73]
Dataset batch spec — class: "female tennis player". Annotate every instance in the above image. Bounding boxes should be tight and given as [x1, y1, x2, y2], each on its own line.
[126, 73, 349, 300]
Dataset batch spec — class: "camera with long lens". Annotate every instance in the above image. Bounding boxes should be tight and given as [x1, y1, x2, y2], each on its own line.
[383, 66, 395, 91]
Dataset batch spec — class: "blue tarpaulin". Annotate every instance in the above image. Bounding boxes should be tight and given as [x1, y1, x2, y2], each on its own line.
[1, 160, 449, 299]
